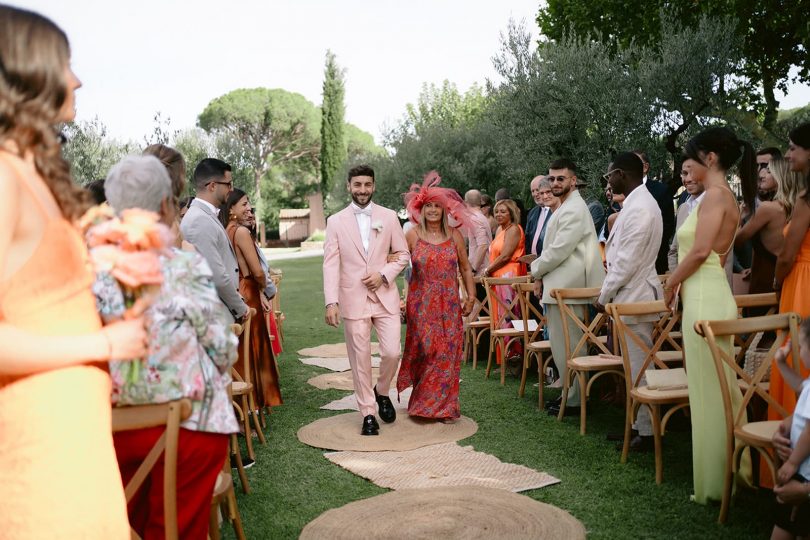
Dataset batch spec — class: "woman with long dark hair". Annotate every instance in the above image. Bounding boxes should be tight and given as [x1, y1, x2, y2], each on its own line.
[0, 6, 147, 537]
[220, 189, 282, 409]
[664, 126, 756, 504]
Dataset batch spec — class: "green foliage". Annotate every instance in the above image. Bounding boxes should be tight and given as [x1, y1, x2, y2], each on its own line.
[402, 80, 488, 137]
[61, 117, 136, 185]
[172, 128, 216, 196]
[198, 88, 321, 223]
[320, 50, 347, 194]
[536, 0, 810, 130]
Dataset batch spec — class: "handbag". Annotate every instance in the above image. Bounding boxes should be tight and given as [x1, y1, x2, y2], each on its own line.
[742, 332, 771, 382]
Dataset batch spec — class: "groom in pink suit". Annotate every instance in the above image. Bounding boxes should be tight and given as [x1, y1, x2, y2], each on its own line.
[323, 165, 410, 435]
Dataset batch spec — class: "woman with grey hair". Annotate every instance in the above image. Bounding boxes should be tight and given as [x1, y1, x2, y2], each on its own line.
[96, 155, 240, 539]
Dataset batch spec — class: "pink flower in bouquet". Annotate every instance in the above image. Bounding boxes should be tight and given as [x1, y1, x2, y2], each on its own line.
[89, 244, 123, 273]
[116, 209, 170, 251]
[86, 218, 126, 248]
[78, 203, 115, 234]
[111, 251, 164, 288]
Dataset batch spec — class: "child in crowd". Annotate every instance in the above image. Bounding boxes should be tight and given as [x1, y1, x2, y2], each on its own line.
[772, 317, 810, 540]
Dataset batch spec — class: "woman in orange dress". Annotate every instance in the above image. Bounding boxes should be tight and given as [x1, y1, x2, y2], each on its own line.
[773, 122, 810, 417]
[221, 189, 283, 408]
[481, 199, 526, 365]
[0, 7, 148, 538]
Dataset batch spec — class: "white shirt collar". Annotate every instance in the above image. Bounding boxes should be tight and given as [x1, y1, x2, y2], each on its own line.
[350, 201, 374, 213]
[196, 197, 220, 216]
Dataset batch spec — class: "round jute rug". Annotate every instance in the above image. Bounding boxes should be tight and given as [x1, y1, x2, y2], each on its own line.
[306, 369, 380, 391]
[299, 486, 585, 540]
[297, 412, 478, 452]
[298, 342, 380, 358]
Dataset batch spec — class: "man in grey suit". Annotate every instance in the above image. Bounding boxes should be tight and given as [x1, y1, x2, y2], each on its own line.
[531, 158, 605, 416]
[180, 158, 248, 322]
[593, 153, 663, 451]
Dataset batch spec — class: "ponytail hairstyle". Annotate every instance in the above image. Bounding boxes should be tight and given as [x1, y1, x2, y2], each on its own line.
[684, 126, 757, 211]
[772, 157, 805, 221]
[0, 6, 91, 220]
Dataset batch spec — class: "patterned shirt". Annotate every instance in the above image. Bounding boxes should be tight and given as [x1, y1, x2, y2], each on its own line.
[93, 248, 239, 434]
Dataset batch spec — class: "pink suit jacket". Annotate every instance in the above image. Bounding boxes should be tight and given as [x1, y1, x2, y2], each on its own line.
[323, 204, 410, 320]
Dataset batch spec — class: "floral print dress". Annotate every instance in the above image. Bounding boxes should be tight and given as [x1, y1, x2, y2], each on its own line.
[397, 239, 463, 420]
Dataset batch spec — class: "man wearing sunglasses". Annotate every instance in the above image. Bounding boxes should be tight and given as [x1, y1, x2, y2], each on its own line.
[530, 158, 605, 416]
[181, 158, 248, 323]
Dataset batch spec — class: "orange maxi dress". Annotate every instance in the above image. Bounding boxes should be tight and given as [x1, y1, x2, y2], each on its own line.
[771, 227, 810, 415]
[489, 224, 526, 364]
[0, 153, 129, 538]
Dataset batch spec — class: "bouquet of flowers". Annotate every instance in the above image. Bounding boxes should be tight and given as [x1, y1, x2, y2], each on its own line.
[80, 204, 170, 385]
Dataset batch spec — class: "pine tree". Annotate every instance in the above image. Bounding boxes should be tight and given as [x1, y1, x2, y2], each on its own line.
[320, 50, 347, 194]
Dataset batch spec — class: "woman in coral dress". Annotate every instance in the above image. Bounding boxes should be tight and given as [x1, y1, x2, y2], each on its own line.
[482, 198, 526, 365]
[0, 7, 147, 538]
[664, 127, 755, 504]
[398, 173, 475, 421]
[222, 189, 283, 408]
[773, 122, 810, 418]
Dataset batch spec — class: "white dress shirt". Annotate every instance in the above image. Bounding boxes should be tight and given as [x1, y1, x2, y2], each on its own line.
[351, 201, 373, 253]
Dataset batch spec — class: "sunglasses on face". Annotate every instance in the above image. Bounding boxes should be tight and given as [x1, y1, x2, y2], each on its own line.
[757, 162, 770, 172]
[548, 175, 570, 183]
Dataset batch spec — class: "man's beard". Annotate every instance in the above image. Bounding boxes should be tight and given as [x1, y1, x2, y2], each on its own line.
[758, 189, 776, 202]
[551, 184, 572, 198]
[351, 192, 373, 207]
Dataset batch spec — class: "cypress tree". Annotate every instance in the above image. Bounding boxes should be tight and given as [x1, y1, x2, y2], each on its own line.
[320, 50, 346, 194]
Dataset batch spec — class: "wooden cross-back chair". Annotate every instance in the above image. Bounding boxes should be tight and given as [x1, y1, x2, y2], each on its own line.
[695, 312, 802, 524]
[732, 293, 780, 364]
[461, 276, 491, 369]
[552, 287, 622, 434]
[111, 399, 193, 540]
[483, 276, 532, 384]
[608, 301, 690, 485]
[208, 456, 247, 540]
[229, 309, 264, 493]
[513, 282, 552, 406]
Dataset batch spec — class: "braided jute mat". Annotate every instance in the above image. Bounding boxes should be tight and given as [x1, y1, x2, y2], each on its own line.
[306, 368, 380, 391]
[321, 387, 412, 411]
[299, 486, 585, 540]
[324, 442, 559, 492]
[299, 356, 381, 372]
[297, 412, 478, 452]
[298, 342, 381, 358]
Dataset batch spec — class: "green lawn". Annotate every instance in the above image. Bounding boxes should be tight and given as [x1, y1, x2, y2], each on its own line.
[225, 256, 773, 539]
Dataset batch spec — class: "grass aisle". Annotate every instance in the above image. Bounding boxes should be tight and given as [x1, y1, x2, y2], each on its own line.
[228, 256, 772, 539]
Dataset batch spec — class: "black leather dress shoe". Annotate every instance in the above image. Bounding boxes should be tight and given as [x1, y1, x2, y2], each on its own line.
[617, 435, 654, 452]
[546, 405, 580, 417]
[361, 415, 379, 436]
[545, 396, 562, 409]
[374, 386, 396, 423]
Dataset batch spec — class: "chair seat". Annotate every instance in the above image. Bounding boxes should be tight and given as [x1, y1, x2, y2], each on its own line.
[211, 471, 232, 500]
[569, 354, 623, 370]
[468, 320, 490, 328]
[492, 328, 523, 337]
[527, 340, 551, 351]
[736, 420, 779, 445]
[657, 350, 683, 363]
[669, 331, 682, 340]
[232, 381, 252, 395]
[631, 385, 690, 403]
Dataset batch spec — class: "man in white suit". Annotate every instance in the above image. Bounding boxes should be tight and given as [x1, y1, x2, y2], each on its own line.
[180, 158, 248, 323]
[593, 152, 663, 451]
[531, 159, 605, 416]
[323, 165, 409, 435]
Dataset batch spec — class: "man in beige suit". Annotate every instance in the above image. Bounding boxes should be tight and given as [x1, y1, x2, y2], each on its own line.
[594, 153, 663, 451]
[323, 165, 409, 435]
[531, 159, 605, 415]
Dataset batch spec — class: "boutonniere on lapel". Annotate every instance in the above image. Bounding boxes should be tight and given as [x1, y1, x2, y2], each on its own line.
[372, 221, 384, 233]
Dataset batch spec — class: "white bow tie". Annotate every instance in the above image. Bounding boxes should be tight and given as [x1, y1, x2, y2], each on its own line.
[354, 207, 372, 217]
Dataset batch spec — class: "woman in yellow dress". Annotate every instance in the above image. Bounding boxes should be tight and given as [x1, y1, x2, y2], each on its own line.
[0, 7, 147, 538]
[664, 127, 755, 503]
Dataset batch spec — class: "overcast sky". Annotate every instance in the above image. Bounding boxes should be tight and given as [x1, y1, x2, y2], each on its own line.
[15, 0, 810, 145]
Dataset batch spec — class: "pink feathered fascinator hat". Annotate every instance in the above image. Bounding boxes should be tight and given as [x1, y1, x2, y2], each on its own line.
[403, 171, 473, 232]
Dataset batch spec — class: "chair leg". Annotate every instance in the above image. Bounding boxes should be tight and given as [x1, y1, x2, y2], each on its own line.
[718, 443, 736, 523]
[578, 371, 587, 435]
[651, 404, 663, 484]
[558, 369, 571, 422]
[247, 392, 267, 446]
[519, 350, 530, 398]
[500, 340, 507, 386]
[230, 434, 250, 494]
[621, 401, 635, 464]
[227, 490, 247, 540]
[240, 395, 255, 461]
[209, 505, 221, 540]
[485, 335, 494, 379]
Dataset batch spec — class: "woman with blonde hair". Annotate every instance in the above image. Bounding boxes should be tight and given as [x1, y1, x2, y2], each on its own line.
[0, 6, 147, 537]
